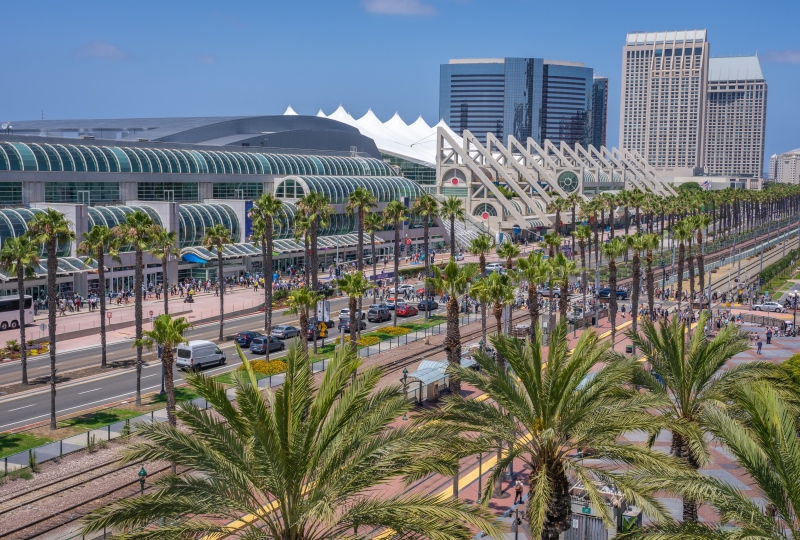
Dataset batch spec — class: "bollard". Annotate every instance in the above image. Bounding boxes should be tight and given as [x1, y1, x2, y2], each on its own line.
[108, 425, 111, 441]
[87, 431, 90, 447]
[60, 440, 63, 458]
[151, 410, 154, 422]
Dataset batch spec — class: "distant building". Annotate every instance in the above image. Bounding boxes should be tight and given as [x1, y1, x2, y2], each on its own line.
[772, 149, 800, 184]
[439, 57, 593, 147]
[769, 153, 779, 180]
[620, 30, 710, 176]
[704, 56, 767, 177]
[591, 75, 608, 148]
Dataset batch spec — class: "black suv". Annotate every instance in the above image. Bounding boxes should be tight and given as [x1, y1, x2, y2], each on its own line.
[367, 307, 391, 322]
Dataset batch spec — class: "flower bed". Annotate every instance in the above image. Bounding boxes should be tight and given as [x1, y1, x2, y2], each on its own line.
[333, 335, 381, 347]
[380, 326, 411, 336]
[238, 359, 287, 376]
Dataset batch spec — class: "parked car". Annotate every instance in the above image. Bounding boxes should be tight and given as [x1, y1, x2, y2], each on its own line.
[454, 253, 465, 261]
[597, 288, 628, 300]
[537, 287, 566, 298]
[339, 308, 365, 320]
[751, 301, 786, 313]
[249, 336, 285, 354]
[395, 303, 418, 317]
[338, 316, 368, 331]
[367, 307, 392, 322]
[386, 297, 396, 309]
[418, 299, 439, 311]
[486, 262, 504, 273]
[177, 340, 226, 370]
[271, 325, 300, 339]
[389, 284, 414, 294]
[368, 303, 389, 311]
[307, 321, 332, 340]
[235, 331, 262, 347]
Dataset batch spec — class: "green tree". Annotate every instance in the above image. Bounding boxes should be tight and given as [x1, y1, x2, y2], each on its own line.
[550, 252, 576, 322]
[294, 214, 311, 286]
[497, 241, 520, 272]
[427, 259, 478, 392]
[27, 209, 75, 429]
[133, 314, 192, 427]
[286, 286, 323, 357]
[628, 313, 787, 522]
[642, 233, 661, 319]
[541, 231, 562, 259]
[572, 224, 592, 322]
[81, 343, 500, 540]
[202, 224, 232, 342]
[0, 236, 40, 384]
[413, 193, 439, 319]
[298, 192, 333, 291]
[565, 192, 583, 258]
[77, 225, 120, 369]
[692, 214, 712, 301]
[113, 210, 155, 407]
[427, 322, 679, 540]
[364, 212, 384, 280]
[147, 225, 177, 316]
[515, 250, 549, 343]
[440, 196, 466, 258]
[470, 271, 514, 367]
[601, 236, 627, 348]
[383, 200, 407, 327]
[469, 233, 495, 350]
[672, 221, 693, 313]
[249, 193, 285, 360]
[626, 233, 648, 343]
[336, 271, 373, 351]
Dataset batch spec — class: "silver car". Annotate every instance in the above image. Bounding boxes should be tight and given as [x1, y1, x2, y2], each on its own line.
[751, 301, 785, 313]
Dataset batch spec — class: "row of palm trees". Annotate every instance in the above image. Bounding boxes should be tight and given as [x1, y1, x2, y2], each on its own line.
[0, 208, 235, 428]
[80, 313, 800, 540]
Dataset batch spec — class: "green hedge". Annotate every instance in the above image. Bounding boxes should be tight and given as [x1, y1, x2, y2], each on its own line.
[759, 247, 800, 294]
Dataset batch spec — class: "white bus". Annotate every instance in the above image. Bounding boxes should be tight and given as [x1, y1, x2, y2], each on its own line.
[0, 295, 34, 331]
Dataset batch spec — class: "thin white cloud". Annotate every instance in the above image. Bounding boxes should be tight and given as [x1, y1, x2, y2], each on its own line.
[197, 54, 217, 64]
[74, 40, 127, 60]
[363, 0, 436, 15]
[762, 50, 800, 64]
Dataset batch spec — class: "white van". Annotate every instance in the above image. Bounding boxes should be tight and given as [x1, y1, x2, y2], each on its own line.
[176, 340, 226, 370]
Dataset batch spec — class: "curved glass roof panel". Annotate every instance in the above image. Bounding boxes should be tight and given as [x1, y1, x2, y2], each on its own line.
[197, 150, 218, 174]
[39, 144, 63, 171]
[170, 149, 190, 173]
[109, 147, 131, 173]
[151, 149, 173, 173]
[0, 145, 8, 171]
[87, 147, 109, 172]
[10, 143, 38, 171]
[76, 147, 97, 172]
[27, 143, 51, 171]
[0, 143, 22, 171]
[252, 154, 271, 174]
[128, 148, 150, 173]
[186, 150, 204, 174]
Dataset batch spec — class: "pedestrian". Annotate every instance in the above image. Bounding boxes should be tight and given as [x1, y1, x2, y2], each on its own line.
[513, 478, 524, 504]
[757, 336, 763, 354]
[766, 327, 773, 345]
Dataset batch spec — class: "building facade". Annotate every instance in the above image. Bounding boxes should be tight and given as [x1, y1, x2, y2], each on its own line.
[704, 56, 767, 177]
[771, 149, 800, 184]
[591, 76, 608, 148]
[439, 58, 595, 147]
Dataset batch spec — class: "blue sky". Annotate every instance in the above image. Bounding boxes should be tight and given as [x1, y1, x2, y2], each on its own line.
[3, 0, 799, 162]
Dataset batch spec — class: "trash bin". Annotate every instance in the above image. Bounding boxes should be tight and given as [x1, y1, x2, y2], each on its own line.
[625, 345, 633, 354]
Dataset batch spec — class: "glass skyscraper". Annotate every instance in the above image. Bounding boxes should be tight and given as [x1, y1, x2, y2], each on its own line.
[591, 76, 608, 148]
[439, 58, 595, 147]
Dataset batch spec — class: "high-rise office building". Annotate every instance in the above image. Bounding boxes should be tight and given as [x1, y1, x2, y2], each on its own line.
[591, 75, 608, 148]
[440, 58, 594, 147]
[620, 30, 709, 176]
[704, 56, 767, 177]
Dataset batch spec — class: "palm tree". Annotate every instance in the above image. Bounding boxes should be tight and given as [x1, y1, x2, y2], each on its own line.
[601, 237, 627, 349]
[428, 323, 680, 540]
[440, 196, 465, 258]
[201, 224, 231, 342]
[548, 195, 566, 237]
[294, 214, 311, 286]
[0, 236, 40, 384]
[515, 251, 549, 343]
[469, 234, 494, 350]
[628, 313, 787, 522]
[550, 252, 576, 322]
[346, 187, 377, 273]
[113, 210, 155, 407]
[692, 214, 712, 301]
[541, 231, 562, 259]
[286, 286, 323, 357]
[364, 212, 384, 280]
[298, 192, 333, 291]
[413, 193, 439, 319]
[470, 271, 514, 366]
[672, 221, 692, 313]
[565, 192, 583, 258]
[27, 209, 75, 429]
[81, 343, 499, 540]
[147, 225, 177, 316]
[133, 314, 192, 427]
[427, 259, 478, 393]
[684, 218, 697, 308]
[626, 233, 647, 343]
[77, 225, 119, 369]
[642, 233, 661, 320]
[572, 224, 592, 320]
[383, 200, 407, 327]
[337, 271, 373, 352]
[249, 193, 284, 360]
[497, 241, 520, 272]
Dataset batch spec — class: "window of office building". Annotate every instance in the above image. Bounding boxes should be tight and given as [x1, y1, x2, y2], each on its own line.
[45, 182, 120, 204]
[0, 182, 22, 205]
[380, 154, 436, 185]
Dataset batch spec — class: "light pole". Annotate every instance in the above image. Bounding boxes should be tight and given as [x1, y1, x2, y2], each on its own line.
[401, 368, 408, 421]
[476, 453, 483, 503]
[158, 345, 165, 394]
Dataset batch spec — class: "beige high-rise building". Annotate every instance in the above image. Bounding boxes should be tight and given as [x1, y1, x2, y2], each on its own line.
[620, 30, 709, 176]
[704, 56, 767, 177]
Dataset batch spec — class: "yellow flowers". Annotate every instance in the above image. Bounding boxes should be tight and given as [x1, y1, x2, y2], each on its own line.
[333, 335, 381, 347]
[239, 359, 287, 376]
[381, 326, 411, 336]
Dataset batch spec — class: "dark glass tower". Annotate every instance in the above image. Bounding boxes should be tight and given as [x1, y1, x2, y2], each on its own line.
[591, 76, 608, 148]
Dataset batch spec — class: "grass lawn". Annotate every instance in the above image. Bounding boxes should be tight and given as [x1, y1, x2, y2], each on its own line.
[397, 316, 446, 333]
[214, 369, 283, 385]
[58, 408, 142, 431]
[0, 432, 54, 459]
[149, 387, 200, 404]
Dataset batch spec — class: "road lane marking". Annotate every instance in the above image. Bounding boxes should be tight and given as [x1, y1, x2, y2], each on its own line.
[78, 388, 99, 395]
[8, 403, 35, 412]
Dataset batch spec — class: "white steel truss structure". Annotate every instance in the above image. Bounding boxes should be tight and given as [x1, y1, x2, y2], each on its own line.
[436, 127, 676, 236]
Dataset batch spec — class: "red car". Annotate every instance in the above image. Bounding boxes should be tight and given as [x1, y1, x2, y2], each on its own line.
[395, 303, 418, 317]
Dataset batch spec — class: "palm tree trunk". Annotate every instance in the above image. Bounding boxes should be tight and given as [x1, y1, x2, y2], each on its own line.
[631, 252, 640, 340]
[580, 242, 587, 328]
[677, 243, 685, 312]
[696, 231, 705, 297]
[493, 301, 504, 369]
[527, 284, 539, 343]
[299, 308, 309, 358]
[370, 233, 377, 280]
[135, 247, 143, 407]
[535, 462, 572, 540]
[424, 218, 430, 321]
[609, 259, 617, 348]
[48, 240, 57, 429]
[17, 267, 27, 385]
[218, 254, 225, 342]
[303, 235, 310, 287]
[450, 215, 456, 258]
[687, 238, 695, 311]
[349, 294, 357, 353]
[393, 222, 400, 327]
[163, 345, 177, 427]
[445, 294, 461, 393]
[571, 205, 576, 257]
[262, 232, 271, 362]
[672, 432, 700, 522]
[98, 253, 108, 369]
[480, 255, 488, 350]
[162, 254, 169, 316]
[559, 279, 568, 322]
[311, 222, 319, 291]
[646, 249, 655, 319]
[357, 210, 365, 336]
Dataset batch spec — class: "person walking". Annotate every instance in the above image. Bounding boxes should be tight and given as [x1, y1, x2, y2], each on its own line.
[766, 327, 773, 345]
[757, 336, 763, 355]
[513, 478, 524, 504]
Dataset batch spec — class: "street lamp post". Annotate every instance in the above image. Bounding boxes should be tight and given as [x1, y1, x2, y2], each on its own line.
[138, 467, 148, 495]
[476, 453, 483, 503]
[401, 368, 408, 421]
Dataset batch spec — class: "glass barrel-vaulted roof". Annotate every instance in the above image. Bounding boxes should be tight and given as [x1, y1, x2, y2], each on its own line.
[178, 203, 241, 248]
[0, 208, 71, 257]
[275, 175, 421, 204]
[0, 141, 396, 177]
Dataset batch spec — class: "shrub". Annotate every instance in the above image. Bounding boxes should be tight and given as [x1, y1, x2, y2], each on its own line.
[28, 449, 40, 473]
[784, 353, 800, 385]
[333, 335, 381, 347]
[273, 289, 290, 302]
[239, 359, 287, 376]
[5, 339, 20, 353]
[380, 326, 410, 336]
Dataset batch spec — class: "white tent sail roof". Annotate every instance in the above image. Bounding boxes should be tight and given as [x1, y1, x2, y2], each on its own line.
[283, 105, 461, 167]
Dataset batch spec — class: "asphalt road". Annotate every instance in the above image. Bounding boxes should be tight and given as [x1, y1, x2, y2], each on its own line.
[0, 298, 446, 432]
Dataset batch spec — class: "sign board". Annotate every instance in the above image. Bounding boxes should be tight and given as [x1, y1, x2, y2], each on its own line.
[405, 238, 412, 246]
[316, 300, 330, 323]
[512, 224, 521, 235]
[572, 518, 579, 529]
[39, 323, 47, 332]
[581, 506, 592, 515]
[149, 310, 154, 316]
[107, 312, 112, 319]
[481, 212, 489, 220]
